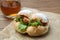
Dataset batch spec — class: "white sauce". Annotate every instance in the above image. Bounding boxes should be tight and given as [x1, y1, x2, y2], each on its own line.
[31, 13, 48, 23]
[17, 10, 32, 17]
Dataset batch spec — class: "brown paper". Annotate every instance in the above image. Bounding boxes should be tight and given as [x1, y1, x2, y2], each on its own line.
[0, 7, 60, 40]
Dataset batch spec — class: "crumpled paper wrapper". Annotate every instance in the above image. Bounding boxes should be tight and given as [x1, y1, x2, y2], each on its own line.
[0, 7, 60, 40]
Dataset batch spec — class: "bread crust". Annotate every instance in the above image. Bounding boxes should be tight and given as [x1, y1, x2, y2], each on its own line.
[14, 11, 49, 36]
[14, 21, 49, 36]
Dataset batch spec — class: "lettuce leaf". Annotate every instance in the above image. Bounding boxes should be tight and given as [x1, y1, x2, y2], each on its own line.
[31, 19, 43, 26]
[18, 23, 27, 32]
[31, 22, 38, 26]
[36, 19, 43, 26]
[15, 17, 20, 22]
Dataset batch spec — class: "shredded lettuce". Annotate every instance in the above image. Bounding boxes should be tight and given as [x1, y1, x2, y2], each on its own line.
[20, 18, 24, 24]
[18, 23, 27, 32]
[31, 19, 43, 26]
[36, 19, 43, 26]
[15, 17, 20, 21]
[31, 22, 38, 26]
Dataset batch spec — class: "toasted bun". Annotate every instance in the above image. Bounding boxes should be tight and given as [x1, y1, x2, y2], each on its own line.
[17, 10, 32, 17]
[30, 13, 48, 23]
[26, 24, 49, 36]
[14, 22, 49, 36]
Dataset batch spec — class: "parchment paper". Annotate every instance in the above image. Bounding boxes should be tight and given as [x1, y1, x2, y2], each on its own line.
[0, 7, 60, 40]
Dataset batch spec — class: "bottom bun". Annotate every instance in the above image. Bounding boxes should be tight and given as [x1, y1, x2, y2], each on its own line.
[14, 21, 49, 36]
[26, 25, 49, 36]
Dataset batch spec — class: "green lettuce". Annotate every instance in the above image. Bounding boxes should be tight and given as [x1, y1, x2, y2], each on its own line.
[15, 17, 20, 21]
[18, 23, 27, 32]
[31, 19, 43, 26]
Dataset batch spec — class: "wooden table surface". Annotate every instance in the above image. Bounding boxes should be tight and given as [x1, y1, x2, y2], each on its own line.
[0, 0, 60, 31]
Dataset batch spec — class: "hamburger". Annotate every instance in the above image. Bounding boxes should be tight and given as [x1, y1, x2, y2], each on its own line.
[14, 10, 49, 36]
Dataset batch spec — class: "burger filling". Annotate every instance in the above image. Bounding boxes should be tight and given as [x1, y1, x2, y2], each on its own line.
[15, 15, 48, 32]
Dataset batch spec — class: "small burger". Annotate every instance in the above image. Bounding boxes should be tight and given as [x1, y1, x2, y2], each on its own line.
[14, 10, 49, 36]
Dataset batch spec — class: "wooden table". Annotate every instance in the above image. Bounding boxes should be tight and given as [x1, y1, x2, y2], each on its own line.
[0, 0, 60, 31]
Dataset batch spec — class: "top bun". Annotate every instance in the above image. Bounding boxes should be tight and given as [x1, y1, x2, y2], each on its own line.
[30, 13, 48, 23]
[17, 10, 32, 18]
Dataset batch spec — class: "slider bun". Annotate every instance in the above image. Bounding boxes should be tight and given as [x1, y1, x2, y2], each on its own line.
[17, 10, 32, 17]
[30, 13, 48, 23]
[14, 21, 49, 36]
[26, 25, 49, 36]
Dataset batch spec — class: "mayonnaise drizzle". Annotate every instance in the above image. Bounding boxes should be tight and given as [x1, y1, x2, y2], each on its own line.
[17, 10, 32, 17]
[31, 13, 48, 23]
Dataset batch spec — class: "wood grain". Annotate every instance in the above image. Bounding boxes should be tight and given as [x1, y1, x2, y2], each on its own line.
[0, 0, 60, 31]
[21, 0, 60, 13]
